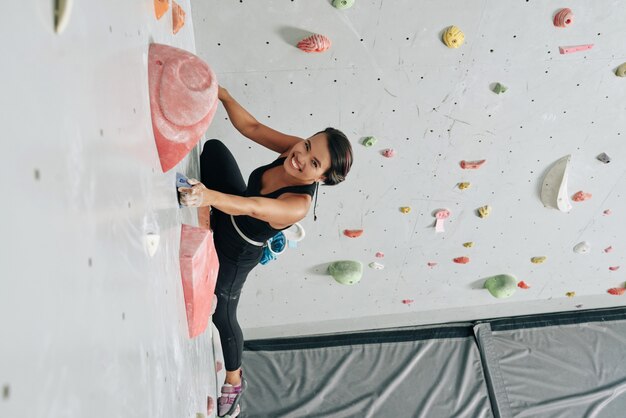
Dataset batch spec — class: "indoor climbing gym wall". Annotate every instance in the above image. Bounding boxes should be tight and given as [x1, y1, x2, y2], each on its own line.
[190, 0, 626, 339]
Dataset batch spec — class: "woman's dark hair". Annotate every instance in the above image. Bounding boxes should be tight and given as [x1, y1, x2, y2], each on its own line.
[317, 127, 353, 185]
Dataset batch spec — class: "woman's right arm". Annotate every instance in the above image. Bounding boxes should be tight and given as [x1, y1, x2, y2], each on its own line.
[219, 86, 302, 154]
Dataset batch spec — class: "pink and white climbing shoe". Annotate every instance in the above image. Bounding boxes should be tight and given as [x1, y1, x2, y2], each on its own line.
[218, 370, 247, 417]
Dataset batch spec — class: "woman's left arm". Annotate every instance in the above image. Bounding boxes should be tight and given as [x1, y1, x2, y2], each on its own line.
[179, 181, 310, 226]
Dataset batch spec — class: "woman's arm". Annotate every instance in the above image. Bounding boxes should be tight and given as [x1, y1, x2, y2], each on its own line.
[219, 86, 302, 154]
[179, 180, 310, 227]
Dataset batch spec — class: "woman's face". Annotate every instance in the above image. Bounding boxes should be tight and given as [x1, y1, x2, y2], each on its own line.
[285, 133, 331, 183]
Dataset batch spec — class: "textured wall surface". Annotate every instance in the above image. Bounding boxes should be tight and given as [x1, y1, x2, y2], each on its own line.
[190, 0, 626, 339]
[1, 2, 219, 417]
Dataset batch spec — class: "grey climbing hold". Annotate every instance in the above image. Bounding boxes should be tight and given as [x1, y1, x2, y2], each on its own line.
[329, 260, 363, 285]
[484, 274, 517, 298]
[332, 0, 355, 9]
[597, 152, 611, 164]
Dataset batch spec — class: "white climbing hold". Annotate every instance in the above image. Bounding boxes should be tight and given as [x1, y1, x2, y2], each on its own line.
[54, 0, 74, 33]
[144, 233, 160, 257]
[541, 155, 572, 212]
[573, 241, 591, 254]
[369, 262, 384, 270]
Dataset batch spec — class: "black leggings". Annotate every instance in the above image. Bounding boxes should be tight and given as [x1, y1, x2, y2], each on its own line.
[201, 139, 262, 372]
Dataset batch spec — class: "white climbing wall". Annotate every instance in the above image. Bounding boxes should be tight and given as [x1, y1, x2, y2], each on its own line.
[190, 0, 626, 339]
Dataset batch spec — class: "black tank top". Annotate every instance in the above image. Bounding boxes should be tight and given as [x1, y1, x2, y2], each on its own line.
[234, 157, 316, 242]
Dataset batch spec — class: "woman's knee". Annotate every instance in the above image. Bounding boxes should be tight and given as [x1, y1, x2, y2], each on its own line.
[201, 138, 226, 156]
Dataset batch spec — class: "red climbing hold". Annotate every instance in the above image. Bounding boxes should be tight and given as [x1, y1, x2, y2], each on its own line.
[609, 266, 620, 271]
[518, 281, 531, 289]
[179, 224, 220, 338]
[608, 287, 625, 296]
[453, 256, 470, 264]
[148, 43, 218, 172]
[297, 34, 332, 53]
[553, 8, 574, 28]
[572, 191, 592, 202]
[402, 299, 415, 305]
[460, 159, 486, 169]
[343, 229, 364, 238]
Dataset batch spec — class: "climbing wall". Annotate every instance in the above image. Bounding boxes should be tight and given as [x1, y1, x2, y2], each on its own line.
[191, 0, 626, 339]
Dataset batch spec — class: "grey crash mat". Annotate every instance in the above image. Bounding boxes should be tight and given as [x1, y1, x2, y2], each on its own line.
[241, 326, 493, 418]
[476, 308, 626, 418]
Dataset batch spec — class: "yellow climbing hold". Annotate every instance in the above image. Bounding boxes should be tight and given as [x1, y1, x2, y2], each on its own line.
[400, 206, 411, 214]
[443, 26, 465, 48]
[477, 205, 491, 218]
[458, 182, 471, 190]
[463, 242, 474, 248]
[531, 256, 547, 264]
[566, 291, 576, 298]
[616, 63, 626, 77]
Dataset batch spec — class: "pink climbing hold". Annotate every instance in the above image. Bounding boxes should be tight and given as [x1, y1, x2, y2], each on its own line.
[382, 148, 396, 158]
[427, 262, 437, 268]
[608, 287, 626, 296]
[604, 209, 612, 215]
[297, 34, 332, 53]
[375, 252, 385, 258]
[604, 246, 613, 253]
[453, 256, 470, 264]
[518, 281, 531, 289]
[148, 43, 219, 172]
[402, 299, 415, 305]
[572, 191, 592, 202]
[207, 396, 215, 415]
[460, 159, 486, 169]
[609, 266, 620, 271]
[216, 361, 223, 372]
[179, 224, 220, 338]
[343, 229, 364, 238]
[553, 8, 574, 28]
[559, 44, 594, 55]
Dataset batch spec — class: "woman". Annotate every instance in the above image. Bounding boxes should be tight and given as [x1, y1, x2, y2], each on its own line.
[179, 86, 353, 418]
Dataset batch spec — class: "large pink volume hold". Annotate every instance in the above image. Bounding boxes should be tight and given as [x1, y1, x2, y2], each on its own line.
[148, 43, 219, 172]
[297, 34, 332, 53]
[179, 224, 220, 338]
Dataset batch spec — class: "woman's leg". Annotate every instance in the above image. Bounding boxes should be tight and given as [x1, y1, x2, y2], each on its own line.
[200, 139, 246, 195]
[212, 259, 256, 380]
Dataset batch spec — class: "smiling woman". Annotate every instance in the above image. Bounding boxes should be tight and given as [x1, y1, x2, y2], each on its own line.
[177, 86, 352, 418]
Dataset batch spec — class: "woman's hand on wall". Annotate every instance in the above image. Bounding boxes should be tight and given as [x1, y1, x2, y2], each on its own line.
[178, 178, 210, 207]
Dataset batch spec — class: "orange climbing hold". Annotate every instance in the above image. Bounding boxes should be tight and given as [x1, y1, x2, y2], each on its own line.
[154, 0, 169, 20]
[608, 287, 626, 296]
[148, 43, 218, 172]
[343, 229, 364, 238]
[518, 281, 531, 289]
[172, 0, 185, 34]
[179, 224, 220, 338]
[453, 256, 470, 264]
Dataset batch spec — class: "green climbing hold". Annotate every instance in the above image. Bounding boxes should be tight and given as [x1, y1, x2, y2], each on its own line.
[332, 0, 355, 10]
[484, 274, 517, 298]
[329, 260, 363, 285]
[493, 83, 507, 94]
[362, 136, 377, 147]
